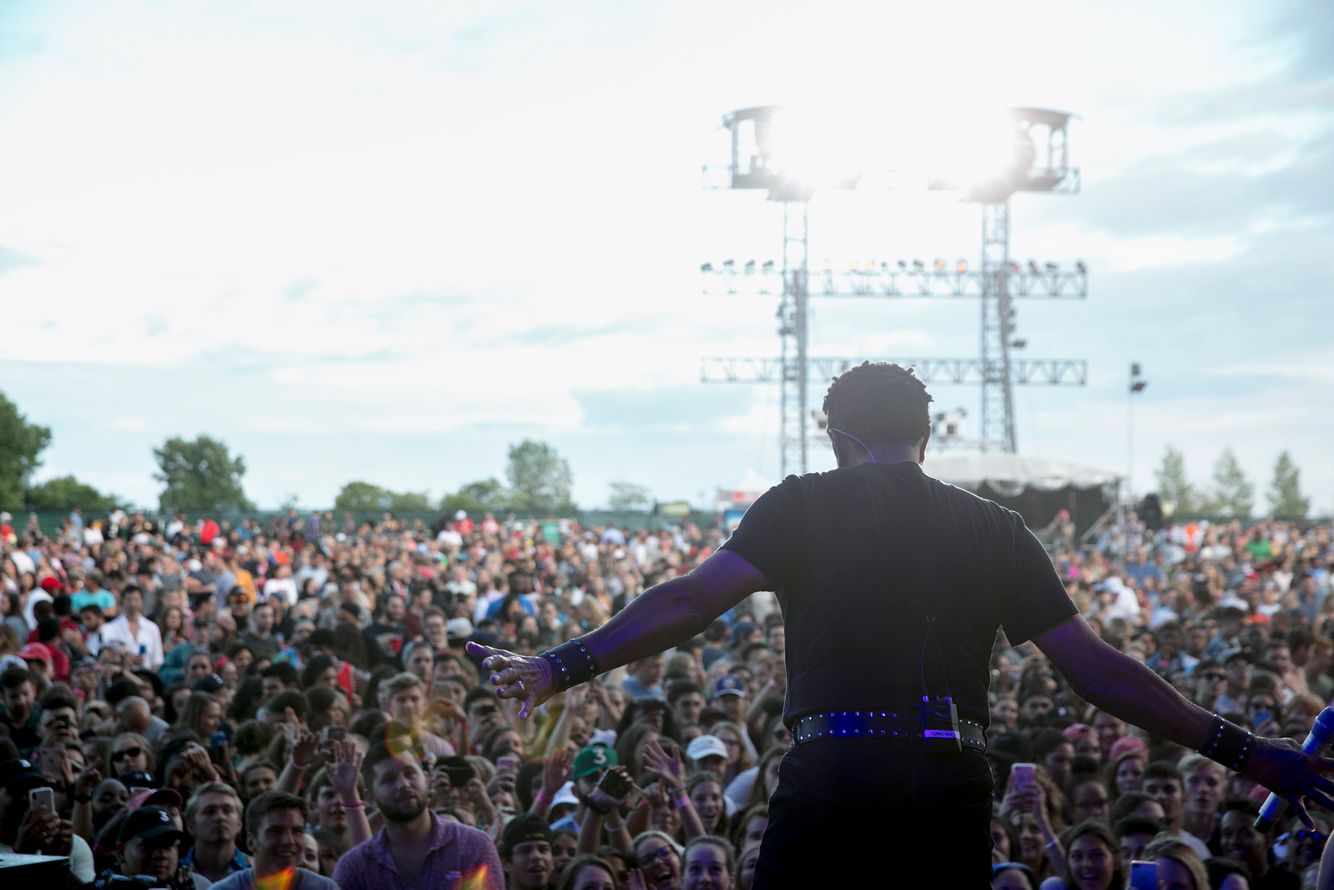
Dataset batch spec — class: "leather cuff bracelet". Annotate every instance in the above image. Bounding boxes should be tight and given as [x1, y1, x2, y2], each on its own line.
[1199, 714, 1255, 772]
[541, 637, 600, 692]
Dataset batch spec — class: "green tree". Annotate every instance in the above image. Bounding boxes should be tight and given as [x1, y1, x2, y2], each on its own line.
[506, 440, 574, 514]
[440, 477, 506, 515]
[334, 481, 431, 513]
[1267, 451, 1310, 520]
[1206, 448, 1254, 519]
[0, 391, 52, 507]
[153, 434, 252, 512]
[1154, 446, 1198, 517]
[390, 491, 432, 512]
[334, 481, 396, 512]
[24, 475, 118, 512]
[608, 480, 653, 511]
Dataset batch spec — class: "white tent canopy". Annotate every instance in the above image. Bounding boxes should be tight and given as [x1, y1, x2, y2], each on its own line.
[924, 453, 1121, 496]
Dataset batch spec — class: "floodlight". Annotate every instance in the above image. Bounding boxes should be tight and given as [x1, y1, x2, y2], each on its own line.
[762, 260, 775, 272]
[933, 258, 946, 271]
[1130, 381, 1147, 393]
[1044, 262, 1058, 272]
[1027, 260, 1040, 275]
[1011, 339, 1027, 349]
[1075, 260, 1087, 274]
[913, 259, 925, 270]
[897, 260, 908, 271]
[701, 262, 714, 273]
[723, 259, 735, 269]
[956, 259, 968, 273]
[744, 260, 756, 272]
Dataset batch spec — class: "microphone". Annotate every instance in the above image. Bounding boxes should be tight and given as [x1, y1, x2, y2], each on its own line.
[1255, 707, 1334, 831]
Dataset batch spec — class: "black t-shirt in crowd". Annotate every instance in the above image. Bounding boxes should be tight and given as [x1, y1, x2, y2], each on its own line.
[719, 461, 1076, 726]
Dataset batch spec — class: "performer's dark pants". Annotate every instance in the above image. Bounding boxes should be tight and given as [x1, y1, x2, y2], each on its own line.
[754, 737, 994, 888]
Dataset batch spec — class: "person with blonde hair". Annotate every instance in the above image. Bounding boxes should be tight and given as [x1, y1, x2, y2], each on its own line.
[1142, 836, 1209, 890]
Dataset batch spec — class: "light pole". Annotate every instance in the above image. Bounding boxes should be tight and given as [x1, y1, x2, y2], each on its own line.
[1127, 362, 1148, 506]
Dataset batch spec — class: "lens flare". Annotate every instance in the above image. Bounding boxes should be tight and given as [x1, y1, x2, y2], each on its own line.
[256, 868, 295, 890]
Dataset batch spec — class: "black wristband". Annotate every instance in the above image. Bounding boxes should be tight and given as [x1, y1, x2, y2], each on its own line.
[541, 638, 600, 692]
[74, 794, 92, 803]
[1199, 714, 1255, 772]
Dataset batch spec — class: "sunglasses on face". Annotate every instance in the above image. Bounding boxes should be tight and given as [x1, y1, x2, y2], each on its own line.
[112, 747, 144, 762]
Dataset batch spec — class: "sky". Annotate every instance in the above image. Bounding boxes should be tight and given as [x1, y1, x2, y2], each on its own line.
[1, 0, 1332, 513]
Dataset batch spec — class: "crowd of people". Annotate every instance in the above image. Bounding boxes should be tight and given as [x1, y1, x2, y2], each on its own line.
[0, 503, 1331, 889]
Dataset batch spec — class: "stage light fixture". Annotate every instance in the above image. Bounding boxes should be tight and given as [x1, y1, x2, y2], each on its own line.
[701, 262, 714, 273]
[956, 259, 968, 273]
[933, 258, 946, 271]
[1075, 260, 1087, 274]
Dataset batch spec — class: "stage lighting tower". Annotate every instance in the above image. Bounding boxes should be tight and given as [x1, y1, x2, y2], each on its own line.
[703, 105, 1085, 475]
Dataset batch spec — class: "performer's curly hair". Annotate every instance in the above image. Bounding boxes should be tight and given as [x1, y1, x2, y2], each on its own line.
[821, 362, 933, 446]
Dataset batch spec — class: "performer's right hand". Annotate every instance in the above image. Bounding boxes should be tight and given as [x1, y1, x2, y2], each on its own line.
[467, 641, 556, 719]
[1242, 735, 1334, 828]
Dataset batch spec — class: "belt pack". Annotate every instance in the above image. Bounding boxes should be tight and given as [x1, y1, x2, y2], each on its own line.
[792, 710, 987, 753]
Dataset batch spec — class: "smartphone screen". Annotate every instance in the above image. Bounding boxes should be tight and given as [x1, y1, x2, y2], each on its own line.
[1009, 762, 1036, 792]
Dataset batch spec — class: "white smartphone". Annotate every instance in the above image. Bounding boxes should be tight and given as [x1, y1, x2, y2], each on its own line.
[28, 786, 55, 814]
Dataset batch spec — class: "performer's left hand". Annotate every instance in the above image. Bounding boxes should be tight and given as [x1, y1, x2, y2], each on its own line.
[467, 641, 555, 719]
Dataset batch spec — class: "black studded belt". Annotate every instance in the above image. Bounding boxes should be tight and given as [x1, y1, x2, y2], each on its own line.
[792, 710, 987, 752]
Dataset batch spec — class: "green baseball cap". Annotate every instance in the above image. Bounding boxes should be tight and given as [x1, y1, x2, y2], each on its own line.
[572, 743, 618, 779]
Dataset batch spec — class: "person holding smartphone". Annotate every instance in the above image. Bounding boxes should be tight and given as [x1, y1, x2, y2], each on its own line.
[0, 758, 96, 883]
[468, 361, 1334, 886]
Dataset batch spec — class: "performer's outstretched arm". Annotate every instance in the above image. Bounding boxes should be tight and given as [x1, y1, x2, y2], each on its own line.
[468, 550, 768, 717]
[1035, 614, 1334, 827]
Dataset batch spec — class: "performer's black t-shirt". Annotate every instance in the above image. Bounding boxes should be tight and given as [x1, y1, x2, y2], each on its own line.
[719, 461, 1076, 726]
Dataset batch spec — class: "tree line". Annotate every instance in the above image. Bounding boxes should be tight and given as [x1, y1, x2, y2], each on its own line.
[1, 388, 1315, 519]
[0, 390, 655, 515]
[1154, 446, 1310, 521]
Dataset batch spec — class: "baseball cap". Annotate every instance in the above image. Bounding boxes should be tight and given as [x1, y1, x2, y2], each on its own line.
[446, 618, 474, 640]
[129, 788, 183, 813]
[572, 744, 618, 779]
[686, 735, 728, 761]
[712, 675, 747, 699]
[1108, 737, 1149, 762]
[986, 733, 1031, 765]
[118, 805, 187, 845]
[550, 781, 580, 811]
[0, 758, 49, 795]
[121, 770, 158, 789]
[500, 812, 551, 857]
[192, 674, 227, 695]
[1062, 723, 1095, 744]
[19, 643, 52, 668]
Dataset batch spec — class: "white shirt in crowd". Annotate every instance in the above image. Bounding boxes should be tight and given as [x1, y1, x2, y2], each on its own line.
[262, 576, 299, 607]
[100, 614, 165, 669]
